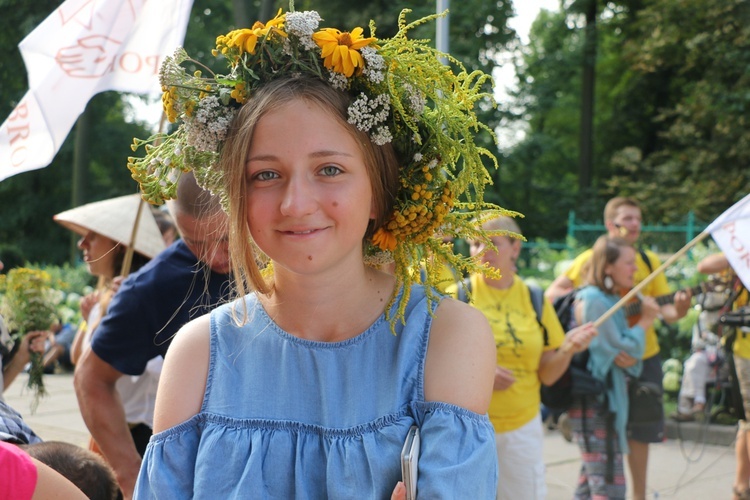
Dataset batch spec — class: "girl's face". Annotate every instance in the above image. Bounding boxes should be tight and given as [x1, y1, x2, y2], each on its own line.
[244, 98, 375, 276]
[470, 236, 520, 276]
[77, 230, 119, 278]
[605, 245, 638, 291]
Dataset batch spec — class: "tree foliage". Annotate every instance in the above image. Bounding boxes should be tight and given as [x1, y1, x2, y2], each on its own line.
[0, 0, 515, 265]
[504, 0, 749, 239]
[606, 0, 750, 222]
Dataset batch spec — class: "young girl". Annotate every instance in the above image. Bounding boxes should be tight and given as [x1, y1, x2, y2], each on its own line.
[53, 195, 165, 455]
[570, 236, 659, 499]
[129, 8, 506, 498]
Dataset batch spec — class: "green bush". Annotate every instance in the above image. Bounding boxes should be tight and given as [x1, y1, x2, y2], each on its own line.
[25, 263, 95, 326]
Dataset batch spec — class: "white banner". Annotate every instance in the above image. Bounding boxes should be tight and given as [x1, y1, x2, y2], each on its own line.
[706, 193, 750, 289]
[0, 0, 193, 181]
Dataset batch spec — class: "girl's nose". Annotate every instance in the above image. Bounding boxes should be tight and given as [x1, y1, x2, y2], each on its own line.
[280, 176, 317, 217]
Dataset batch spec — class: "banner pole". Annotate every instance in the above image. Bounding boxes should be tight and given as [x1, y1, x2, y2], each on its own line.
[120, 111, 168, 277]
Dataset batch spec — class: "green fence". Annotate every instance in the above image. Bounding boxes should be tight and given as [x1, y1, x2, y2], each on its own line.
[565, 210, 707, 255]
[520, 210, 709, 273]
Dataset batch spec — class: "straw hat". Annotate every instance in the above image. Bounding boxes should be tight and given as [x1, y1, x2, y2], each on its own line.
[54, 194, 166, 259]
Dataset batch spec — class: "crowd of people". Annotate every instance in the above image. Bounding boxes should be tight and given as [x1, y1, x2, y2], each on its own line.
[0, 7, 747, 500]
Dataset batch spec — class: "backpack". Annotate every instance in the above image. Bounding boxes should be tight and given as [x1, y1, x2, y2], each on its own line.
[455, 278, 604, 408]
[540, 288, 607, 410]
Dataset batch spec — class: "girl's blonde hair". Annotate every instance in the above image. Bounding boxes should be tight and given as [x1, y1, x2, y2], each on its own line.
[220, 76, 400, 299]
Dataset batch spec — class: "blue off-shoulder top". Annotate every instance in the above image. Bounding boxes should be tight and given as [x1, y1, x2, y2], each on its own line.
[134, 286, 497, 499]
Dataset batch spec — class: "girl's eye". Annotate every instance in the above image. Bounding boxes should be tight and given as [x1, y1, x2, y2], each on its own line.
[253, 171, 279, 181]
[320, 165, 342, 177]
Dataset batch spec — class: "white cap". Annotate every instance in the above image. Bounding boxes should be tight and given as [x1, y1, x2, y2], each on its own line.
[53, 194, 166, 259]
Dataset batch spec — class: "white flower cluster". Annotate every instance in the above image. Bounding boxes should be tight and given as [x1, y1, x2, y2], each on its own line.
[158, 47, 189, 86]
[347, 93, 392, 145]
[402, 83, 426, 116]
[370, 127, 393, 146]
[361, 46, 385, 84]
[328, 72, 348, 91]
[285, 11, 321, 51]
[363, 250, 394, 268]
[184, 96, 236, 152]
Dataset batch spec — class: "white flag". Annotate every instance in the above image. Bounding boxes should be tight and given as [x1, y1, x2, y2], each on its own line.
[706, 193, 750, 289]
[0, 0, 193, 181]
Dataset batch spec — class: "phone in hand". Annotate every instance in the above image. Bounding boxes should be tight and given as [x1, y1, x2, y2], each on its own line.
[400, 425, 420, 500]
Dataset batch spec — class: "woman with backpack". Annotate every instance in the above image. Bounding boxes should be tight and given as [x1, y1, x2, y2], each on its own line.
[570, 235, 660, 499]
[448, 215, 597, 500]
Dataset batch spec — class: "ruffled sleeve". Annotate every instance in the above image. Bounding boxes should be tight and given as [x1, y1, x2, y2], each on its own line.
[134, 417, 202, 499]
[412, 401, 497, 498]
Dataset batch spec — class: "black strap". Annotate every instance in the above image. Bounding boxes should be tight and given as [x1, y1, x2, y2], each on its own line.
[527, 283, 549, 346]
[638, 248, 653, 273]
[456, 276, 472, 304]
[456, 278, 549, 347]
[604, 410, 615, 484]
[581, 397, 590, 452]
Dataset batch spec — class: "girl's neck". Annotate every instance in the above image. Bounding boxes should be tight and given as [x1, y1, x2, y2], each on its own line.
[261, 264, 395, 342]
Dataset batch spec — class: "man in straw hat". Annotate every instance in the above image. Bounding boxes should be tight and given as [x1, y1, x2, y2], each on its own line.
[74, 172, 232, 497]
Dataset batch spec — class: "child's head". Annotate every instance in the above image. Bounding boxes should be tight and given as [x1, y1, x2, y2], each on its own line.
[21, 441, 119, 500]
[221, 76, 400, 293]
[128, 9, 507, 322]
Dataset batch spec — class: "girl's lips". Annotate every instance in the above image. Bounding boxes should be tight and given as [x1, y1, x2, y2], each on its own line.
[279, 227, 327, 236]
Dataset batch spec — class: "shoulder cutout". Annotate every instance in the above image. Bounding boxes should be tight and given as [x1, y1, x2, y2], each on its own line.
[424, 298, 495, 414]
[152, 314, 211, 432]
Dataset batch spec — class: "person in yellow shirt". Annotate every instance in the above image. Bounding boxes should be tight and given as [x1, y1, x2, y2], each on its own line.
[699, 254, 750, 500]
[447, 215, 597, 500]
[546, 196, 691, 500]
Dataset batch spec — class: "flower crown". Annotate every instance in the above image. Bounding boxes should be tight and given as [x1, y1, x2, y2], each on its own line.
[127, 6, 517, 322]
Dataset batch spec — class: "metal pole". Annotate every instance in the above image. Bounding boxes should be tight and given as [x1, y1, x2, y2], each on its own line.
[436, 0, 449, 65]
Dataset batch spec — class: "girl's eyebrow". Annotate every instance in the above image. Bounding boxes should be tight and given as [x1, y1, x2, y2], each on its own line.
[247, 150, 355, 163]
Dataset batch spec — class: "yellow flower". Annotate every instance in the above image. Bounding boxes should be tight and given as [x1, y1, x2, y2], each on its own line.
[312, 27, 375, 77]
[372, 227, 397, 251]
[162, 87, 178, 123]
[231, 81, 247, 104]
[216, 9, 286, 57]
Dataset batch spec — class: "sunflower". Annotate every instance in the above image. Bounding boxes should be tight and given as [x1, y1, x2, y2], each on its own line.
[216, 9, 286, 58]
[372, 227, 397, 252]
[312, 27, 376, 77]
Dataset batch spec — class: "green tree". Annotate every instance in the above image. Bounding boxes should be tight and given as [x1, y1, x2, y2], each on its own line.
[606, 0, 750, 222]
[0, 0, 517, 264]
[503, 0, 749, 241]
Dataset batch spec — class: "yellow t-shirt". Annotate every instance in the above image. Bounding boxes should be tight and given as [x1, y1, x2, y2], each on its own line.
[447, 274, 564, 433]
[727, 279, 750, 358]
[563, 247, 671, 359]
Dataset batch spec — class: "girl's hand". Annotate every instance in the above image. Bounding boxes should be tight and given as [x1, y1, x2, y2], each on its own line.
[638, 296, 660, 327]
[391, 481, 406, 500]
[562, 322, 597, 354]
[494, 365, 515, 391]
[23, 330, 50, 355]
[79, 292, 99, 320]
[614, 352, 638, 368]
[14, 330, 50, 365]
